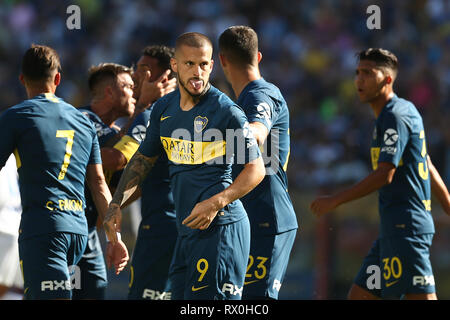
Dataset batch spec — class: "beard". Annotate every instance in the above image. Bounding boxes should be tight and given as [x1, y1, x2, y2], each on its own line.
[178, 77, 210, 103]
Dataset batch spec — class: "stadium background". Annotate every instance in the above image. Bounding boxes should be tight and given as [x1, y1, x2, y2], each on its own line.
[0, 0, 449, 299]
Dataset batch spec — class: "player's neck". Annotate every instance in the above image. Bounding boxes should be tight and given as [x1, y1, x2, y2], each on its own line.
[25, 85, 56, 99]
[370, 90, 395, 118]
[179, 83, 210, 111]
[90, 100, 115, 127]
[232, 66, 261, 100]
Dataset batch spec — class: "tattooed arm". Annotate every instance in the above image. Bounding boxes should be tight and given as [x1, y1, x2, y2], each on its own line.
[103, 151, 159, 243]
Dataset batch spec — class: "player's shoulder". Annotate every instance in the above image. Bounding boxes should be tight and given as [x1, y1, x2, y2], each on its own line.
[207, 85, 241, 111]
[151, 89, 180, 116]
[384, 95, 421, 122]
[240, 79, 286, 109]
[388, 95, 417, 114]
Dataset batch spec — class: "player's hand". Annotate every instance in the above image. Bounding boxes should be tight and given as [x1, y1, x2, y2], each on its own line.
[106, 240, 129, 275]
[310, 195, 339, 217]
[182, 199, 219, 230]
[103, 203, 122, 244]
[136, 69, 177, 109]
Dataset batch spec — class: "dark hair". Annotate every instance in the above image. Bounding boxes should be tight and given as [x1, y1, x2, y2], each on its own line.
[21, 44, 61, 82]
[88, 63, 132, 93]
[357, 48, 398, 78]
[218, 26, 258, 67]
[175, 32, 212, 53]
[141, 45, 174, 71]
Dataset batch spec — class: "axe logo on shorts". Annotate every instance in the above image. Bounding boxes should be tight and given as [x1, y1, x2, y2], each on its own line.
[413, 275, 435, 286]
[142, 289, 171, 300]
[40, 265, 81, 291]
[221, 283, 243, 297]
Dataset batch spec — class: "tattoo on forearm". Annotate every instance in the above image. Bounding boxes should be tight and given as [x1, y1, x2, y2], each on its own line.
[110, 151, 158, 207]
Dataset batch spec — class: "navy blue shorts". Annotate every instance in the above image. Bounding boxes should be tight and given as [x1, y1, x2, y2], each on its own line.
[18, 232, 87, 300]
[128, 220, 177, 300]
[169, 217, 250, 300]
[354, 233, 435, 298]
[72, 227, 107, 300]
[243, 228, 297, 299]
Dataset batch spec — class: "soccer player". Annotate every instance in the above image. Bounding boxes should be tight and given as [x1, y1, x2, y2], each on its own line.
[310, 48, 450, 300]
[0, 154, 23, 300]
[73, 63, 135, 300]
[0, 45, 128, 299]
[218, 26, 298, 300]
[101, 46, 177, 171]
[110, 45, 178, 300]
[103, 32, 266, 300]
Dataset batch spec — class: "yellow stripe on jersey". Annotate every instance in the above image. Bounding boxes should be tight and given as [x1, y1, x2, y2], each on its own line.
[371, 147, 380, 170]
[160, 136, 226, 165]
[113, 135, 140, 162]
[371, 147, 403, 170]
[13, 148, 21, 169]
[283, 128, 290, 171]
[283, 148, 290, 172]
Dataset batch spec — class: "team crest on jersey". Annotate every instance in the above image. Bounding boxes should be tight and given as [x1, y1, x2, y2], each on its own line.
[194, 116, 208, 133]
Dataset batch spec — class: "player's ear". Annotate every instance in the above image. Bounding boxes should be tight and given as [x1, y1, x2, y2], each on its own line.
[210, 59, 214, 71]
[104, 85, 114, 101]
[218, 53, 226, 67]
[257, 51, 262, 63]
[170, 57, 177, 74]
[54, 72, 61, 87]
[386, 75, 392, 85]
[19, 74, 25, 86]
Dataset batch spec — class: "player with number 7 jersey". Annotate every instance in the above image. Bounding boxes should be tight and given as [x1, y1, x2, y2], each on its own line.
[0, 45, 118, 299]
[0, 93, 100, 240]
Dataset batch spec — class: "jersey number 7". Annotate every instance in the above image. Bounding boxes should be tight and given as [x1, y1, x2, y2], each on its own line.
[56, 130, 75, 180]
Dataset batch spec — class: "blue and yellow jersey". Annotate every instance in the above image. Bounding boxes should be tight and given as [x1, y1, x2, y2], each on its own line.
[113, 109, 176, 237]
[138, 86, 261, 235]
[0, 93, 101, 240]
[371, 94, 434, 237]
[234, 78, 298, 235]
[79, 106, 119, 228]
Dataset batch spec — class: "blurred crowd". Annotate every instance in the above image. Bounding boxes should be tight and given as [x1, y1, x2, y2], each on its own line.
[1, 0, 449, 192]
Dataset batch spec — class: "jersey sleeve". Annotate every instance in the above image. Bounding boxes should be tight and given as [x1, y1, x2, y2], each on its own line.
[113, 110, 150, 162]
[377, 111, 409, 167]
[137, 104, 163, 158]
[226, 105, 261, 165]
[240, 91, 279, 131]
[0, 109, 17, 168]
[88, 129, 102, 165]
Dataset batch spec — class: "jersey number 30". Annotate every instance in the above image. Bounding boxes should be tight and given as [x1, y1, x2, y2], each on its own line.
[56, 130, 75, 180]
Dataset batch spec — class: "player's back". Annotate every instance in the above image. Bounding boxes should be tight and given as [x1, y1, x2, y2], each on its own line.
[235, 78, 298, 235]
[0, 93, 100, 240]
